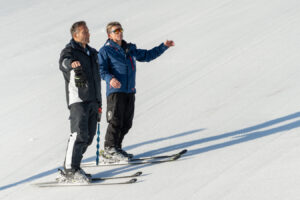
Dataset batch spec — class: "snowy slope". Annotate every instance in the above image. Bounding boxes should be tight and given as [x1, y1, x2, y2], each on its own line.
[1, 0, 300, 199]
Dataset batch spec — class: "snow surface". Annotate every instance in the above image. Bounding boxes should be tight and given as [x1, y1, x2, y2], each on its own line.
[1, 0, 300, 199]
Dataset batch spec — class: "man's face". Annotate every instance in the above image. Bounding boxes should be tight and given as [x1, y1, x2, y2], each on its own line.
[108, 25, 123, 43]
[73, 25, 90, 45]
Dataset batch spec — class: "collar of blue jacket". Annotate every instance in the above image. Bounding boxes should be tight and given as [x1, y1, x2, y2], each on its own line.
[105, 39, 130, 55]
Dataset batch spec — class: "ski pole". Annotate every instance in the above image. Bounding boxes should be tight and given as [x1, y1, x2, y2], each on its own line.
[96, 108, 102, 166]
[96, 122, 100, 165]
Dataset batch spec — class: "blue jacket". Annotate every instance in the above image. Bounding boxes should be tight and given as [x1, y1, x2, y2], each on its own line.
[98, 39, 169, 96]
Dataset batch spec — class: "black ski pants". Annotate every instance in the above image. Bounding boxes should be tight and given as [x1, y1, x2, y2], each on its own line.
[64, 101, 98, 171]
[105, 93, 135, 148]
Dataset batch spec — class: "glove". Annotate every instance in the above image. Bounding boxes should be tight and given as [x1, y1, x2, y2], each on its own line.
[74, 66, 87, 88]
[97, 107, 102, 122]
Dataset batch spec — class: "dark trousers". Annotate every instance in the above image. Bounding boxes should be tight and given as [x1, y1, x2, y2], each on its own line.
[105, 93, 135, 148]
[64, 101, 98, 170]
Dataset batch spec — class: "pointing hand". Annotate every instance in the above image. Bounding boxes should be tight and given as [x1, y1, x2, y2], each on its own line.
[164, 40, 175, 47]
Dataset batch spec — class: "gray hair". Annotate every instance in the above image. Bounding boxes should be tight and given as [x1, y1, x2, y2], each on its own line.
[106, 21, 122, 35]
[70, 21, 87, 37]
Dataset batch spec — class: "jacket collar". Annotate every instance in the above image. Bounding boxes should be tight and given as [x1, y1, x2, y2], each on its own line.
[106, 39, 121, 48]
[105, 39, 129, 54]
[69, 39, 96, 54]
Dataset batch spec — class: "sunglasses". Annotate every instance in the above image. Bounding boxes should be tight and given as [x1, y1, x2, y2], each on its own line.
[111, 28, 123, 34]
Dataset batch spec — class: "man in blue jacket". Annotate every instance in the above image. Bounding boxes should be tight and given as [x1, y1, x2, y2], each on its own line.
[98, 21, 174, 162]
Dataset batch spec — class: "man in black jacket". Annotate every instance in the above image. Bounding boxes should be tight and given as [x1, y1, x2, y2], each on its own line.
[59, 21, 102, 183]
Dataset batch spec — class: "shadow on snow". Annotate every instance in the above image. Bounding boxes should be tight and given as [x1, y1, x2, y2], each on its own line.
[1, 112, 300, 191]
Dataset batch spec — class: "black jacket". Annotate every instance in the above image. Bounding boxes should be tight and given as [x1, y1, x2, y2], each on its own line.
[59, 39, 102, 108]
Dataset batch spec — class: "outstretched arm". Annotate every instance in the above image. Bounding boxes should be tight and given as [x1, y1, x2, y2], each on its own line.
[133, 40, 175, 62]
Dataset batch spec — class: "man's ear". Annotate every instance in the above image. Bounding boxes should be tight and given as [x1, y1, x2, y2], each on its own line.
[72, 33, 76, 39]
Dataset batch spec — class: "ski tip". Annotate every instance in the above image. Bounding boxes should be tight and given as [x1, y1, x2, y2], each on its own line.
[32, 182, 57, 187]
[179, 149, 188, 155]
[129, 178, 138, 183]
[135, 171, 143, 176]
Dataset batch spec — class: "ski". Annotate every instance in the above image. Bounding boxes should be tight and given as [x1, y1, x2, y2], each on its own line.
[33, 178, 137, 187]
[91, 171, 142, 181]
[81, 149, 187, 167]
[131, 149, 187, 161]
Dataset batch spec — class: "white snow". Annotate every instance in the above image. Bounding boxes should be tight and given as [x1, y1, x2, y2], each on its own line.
[1, 0, 300, 199]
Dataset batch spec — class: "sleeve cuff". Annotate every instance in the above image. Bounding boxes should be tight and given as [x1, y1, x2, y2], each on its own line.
[105, 74, 113, 83]
[160, 43, 169, 51]
[62, 58, 73, 70]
